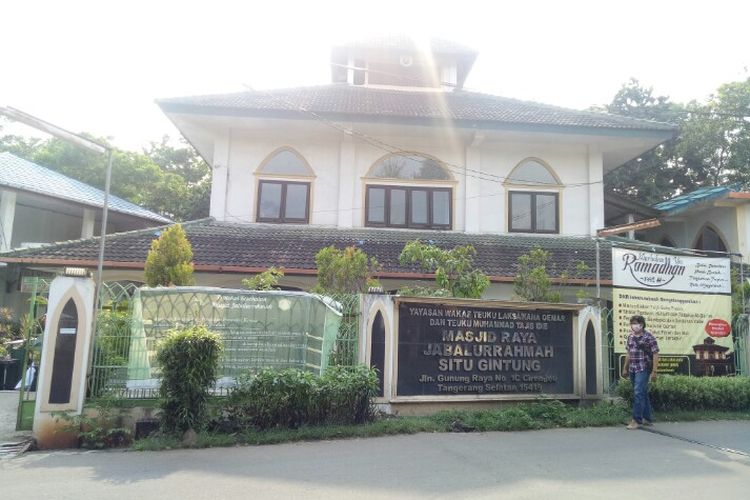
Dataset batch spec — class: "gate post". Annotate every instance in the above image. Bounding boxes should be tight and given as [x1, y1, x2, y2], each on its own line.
[33, 275, 95, 449]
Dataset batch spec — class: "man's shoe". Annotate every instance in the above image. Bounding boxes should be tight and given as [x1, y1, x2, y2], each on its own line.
[642, 420, 653, 426]
[626, 420, 641, 430]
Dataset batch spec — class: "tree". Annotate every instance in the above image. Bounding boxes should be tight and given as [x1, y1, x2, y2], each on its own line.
[242, 267, 284, 291]
[513, 247, 560, 302]
[676, 79, 750, 189]
[144, 137, 211, 221]
[144, 224, 195, 287]
[602, 77, 750, 204]
[399, 240, 489, 298]
[0, 130, 211, 221]
[314, 246, 380, 294]
[599, 79, 686, 204]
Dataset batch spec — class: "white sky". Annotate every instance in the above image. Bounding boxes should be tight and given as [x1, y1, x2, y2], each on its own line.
[2, 0, 748, 151]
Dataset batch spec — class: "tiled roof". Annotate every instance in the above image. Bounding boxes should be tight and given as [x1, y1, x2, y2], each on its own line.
[157, 85, 677, 133]
[0, 219, 611, 281]
[0, 152, 171, 223]
[653, 186, 734, 214]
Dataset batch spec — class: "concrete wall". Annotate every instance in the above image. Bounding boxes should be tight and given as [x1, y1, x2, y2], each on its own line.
[645, 207, 737, 253]
[11, 206, 87, 249]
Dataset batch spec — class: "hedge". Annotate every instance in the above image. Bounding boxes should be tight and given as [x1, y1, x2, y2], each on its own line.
[220, 366, 378, 431]
[616, 375, 750, 411]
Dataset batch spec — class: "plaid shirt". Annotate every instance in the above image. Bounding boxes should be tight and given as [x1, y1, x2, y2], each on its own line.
[627, 330, 659, 373]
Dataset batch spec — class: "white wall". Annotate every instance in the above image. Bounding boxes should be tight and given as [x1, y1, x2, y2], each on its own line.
[11, 207, 84, 248]
[212, 123, 603, 236]
[648, 208, 737, 253]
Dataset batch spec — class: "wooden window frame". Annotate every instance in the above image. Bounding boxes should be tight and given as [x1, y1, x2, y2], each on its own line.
[256, 180, 310, 224]
[365, 185, 452, 230]
[508, 191, 559, 234]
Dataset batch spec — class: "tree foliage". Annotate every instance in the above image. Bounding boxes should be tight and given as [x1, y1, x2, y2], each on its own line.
[242, 267, 284, 291]
[144, 224, 195, 287]
[513, 247, 561, 302]
[0, 127, 210, 221]
[677, 80, 750, 189]
[399, 240, 489, 299]
[598, 79, 686, 203]
[602, 77, 750, 204]
[314, 246, 380, 294]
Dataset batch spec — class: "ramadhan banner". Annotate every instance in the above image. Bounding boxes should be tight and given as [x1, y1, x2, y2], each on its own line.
[612, 248, 730, 294]
[612, 249, 733, 376]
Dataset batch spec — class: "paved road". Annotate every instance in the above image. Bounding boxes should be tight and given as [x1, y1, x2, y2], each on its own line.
[1, 421, 749, 499]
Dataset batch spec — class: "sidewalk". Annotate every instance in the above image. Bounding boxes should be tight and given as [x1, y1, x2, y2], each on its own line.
[0, 390, 31, 443]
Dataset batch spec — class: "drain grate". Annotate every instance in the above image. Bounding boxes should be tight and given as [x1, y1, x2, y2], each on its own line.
[0, 439, 34, 459]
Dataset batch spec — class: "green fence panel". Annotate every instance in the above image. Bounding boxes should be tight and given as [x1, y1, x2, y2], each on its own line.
[90, 287, 353, 400]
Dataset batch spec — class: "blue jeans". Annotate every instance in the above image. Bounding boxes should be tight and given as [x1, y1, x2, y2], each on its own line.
[630, 370, 653, 423]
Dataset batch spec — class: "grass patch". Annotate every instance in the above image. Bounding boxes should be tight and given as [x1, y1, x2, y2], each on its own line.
[651, 409, 750, 422]
[131, 399, 750, 452]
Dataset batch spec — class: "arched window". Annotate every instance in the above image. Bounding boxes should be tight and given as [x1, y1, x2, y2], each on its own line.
[365, 153, 453, 229]
[368, 154, 452, 181]
[694, 225, 727, 252]
[507, 158, 559, 185]
[506, 158, 560, 234]
[256, 148, 314, 224]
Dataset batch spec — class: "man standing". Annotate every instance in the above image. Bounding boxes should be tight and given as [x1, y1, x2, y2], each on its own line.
[621, 314, 659, 430]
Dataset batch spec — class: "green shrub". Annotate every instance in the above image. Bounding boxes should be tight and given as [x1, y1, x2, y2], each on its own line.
[90, 310, 132, 397]
[320, 365, 379, 424]
[222, 366, 378, 431]
[399, 240, 489, 298]
[224, 368, 321, 430]
[54, 397, 132, 449]
[616, 375, 750, 411]
[144, 223, 195, 287]
[156, 326, 222, 434]
[314, 246, 380, 294]
[242, 266, 285, 290]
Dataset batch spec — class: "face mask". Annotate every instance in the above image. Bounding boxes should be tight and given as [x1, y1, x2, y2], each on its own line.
[631, 324, 643, 333]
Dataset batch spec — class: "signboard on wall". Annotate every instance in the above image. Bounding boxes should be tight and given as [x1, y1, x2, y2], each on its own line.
[612, 248, 734, 376]
[396, 300, 575, 396]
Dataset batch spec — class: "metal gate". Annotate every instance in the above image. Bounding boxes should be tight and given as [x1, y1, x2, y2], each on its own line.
[733, 313, 749, 376]
[15, 277, 50, 431]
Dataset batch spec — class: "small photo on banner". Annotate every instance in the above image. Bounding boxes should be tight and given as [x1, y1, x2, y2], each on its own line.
[611, 248, 733, 376]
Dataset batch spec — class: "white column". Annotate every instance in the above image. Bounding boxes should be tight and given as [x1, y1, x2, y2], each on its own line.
[735, 204, 750, 264]
[337, 139, 356, 228]
[0, 189, 17, 252]
[627, 214, 636, 240]
[587, 147, 604, 236]
[33, 276, 95, 448]
[81, 208, 95, 239]
[464, 134, 483, 233]
[210, 135, 231, 222]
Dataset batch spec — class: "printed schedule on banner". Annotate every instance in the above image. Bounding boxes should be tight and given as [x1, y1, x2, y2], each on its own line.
[612, 248, 734, 376]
